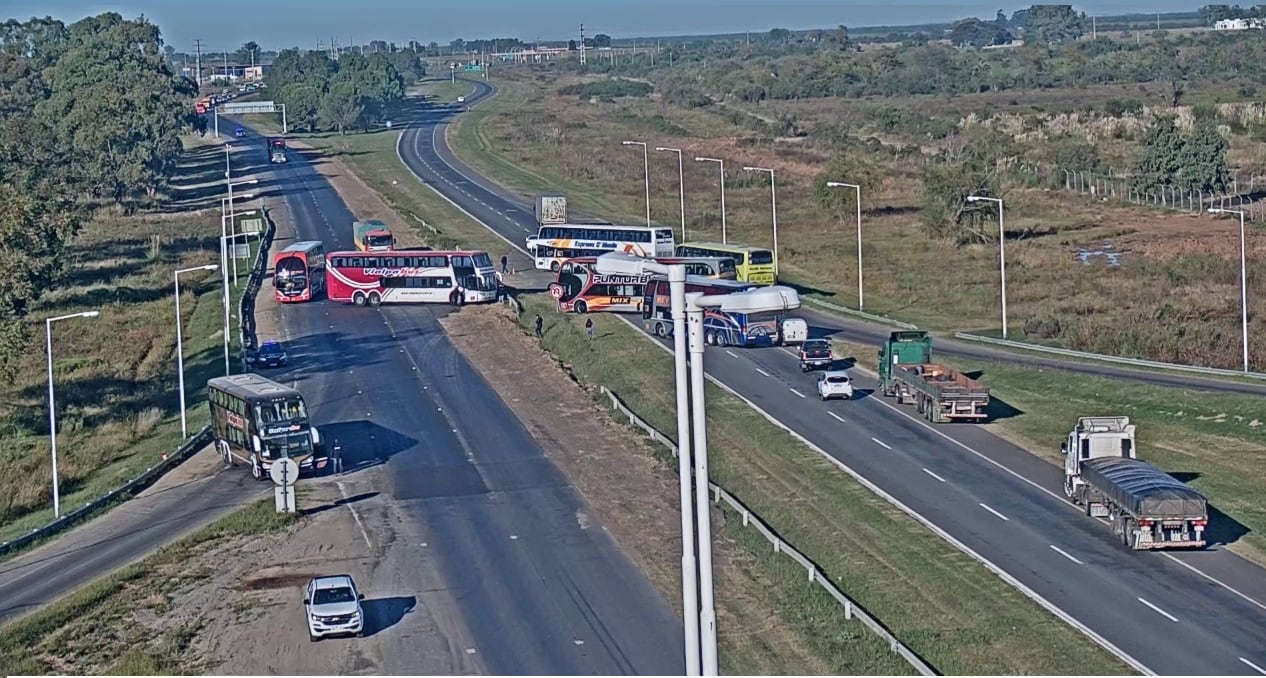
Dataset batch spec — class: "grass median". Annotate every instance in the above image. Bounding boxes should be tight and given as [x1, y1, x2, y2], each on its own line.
[515, 293, 1130, 676]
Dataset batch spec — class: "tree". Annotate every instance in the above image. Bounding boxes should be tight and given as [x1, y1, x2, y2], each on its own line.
[0, 184, 78, 370]
[950, 18, 1013, 48]
[1176, 116, 1231, 193]
[1132, 115, 1186, 191]
[1024, 5, 1084, 45]
[319, 82, 363, 135]
[593, 33, 612, 48]
[812, 152, 885, 220]
[235, 40, 260, 65]
[279, 83, 321, 130]
[568, 40, 578, 51]
[766, 28, 792, 43]
[920, 130, 1009, 245]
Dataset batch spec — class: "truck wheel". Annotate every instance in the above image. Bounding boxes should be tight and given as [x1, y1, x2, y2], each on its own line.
[1120, 518, 1133, 549]
[353, 292, 367, 307]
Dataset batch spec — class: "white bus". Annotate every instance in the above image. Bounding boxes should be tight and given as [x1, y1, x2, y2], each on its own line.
[525, 224, 676, 271]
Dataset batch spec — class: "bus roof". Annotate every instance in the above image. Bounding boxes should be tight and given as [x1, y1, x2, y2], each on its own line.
[281, 240, 324, 255]
[208, 373, 302, 401]
[678, 241, 772, 253]
[538, 223, 664, 232]
[649, 274, 759, 289]
[328, 249, 488, 257]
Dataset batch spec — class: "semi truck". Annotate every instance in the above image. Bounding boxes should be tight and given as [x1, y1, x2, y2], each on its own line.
[877, 330, 990, 422]
[1062, 416, 1208, 550]
[266, 136, 287, 163]
[535, 192, 567, 225]
[353, 219, 396, 251]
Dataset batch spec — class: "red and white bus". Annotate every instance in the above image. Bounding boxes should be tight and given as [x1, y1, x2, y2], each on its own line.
[273, 241, 327, 303]
[546, 257, 648, 314]
[325, 249, 500, 306]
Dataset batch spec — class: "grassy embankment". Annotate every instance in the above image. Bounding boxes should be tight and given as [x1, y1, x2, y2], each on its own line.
[514, 294, 1130, 675]
[0, 139, 260, 546]
[447, 72, 1266, 560]
[0, 499, 295, 674]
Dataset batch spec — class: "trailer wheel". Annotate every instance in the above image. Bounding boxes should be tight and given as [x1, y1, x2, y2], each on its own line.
[1120, 518, 1133, 549]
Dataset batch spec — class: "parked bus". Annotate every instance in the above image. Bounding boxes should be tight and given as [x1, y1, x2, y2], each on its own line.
[325, 249, 500, 306]
[273, 240, 326, 303]
[548, 258, 652, 314]
[526, 224, 675, 271]
[652, 256, 737, 279]
[207, 373, 325, 481]
[675, 242, 777, 284]
[642, 275, 794, 347]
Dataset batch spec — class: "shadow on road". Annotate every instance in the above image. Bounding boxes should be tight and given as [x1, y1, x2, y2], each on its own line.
[361, 595, 417, 637]
[303, 491, 379, 517]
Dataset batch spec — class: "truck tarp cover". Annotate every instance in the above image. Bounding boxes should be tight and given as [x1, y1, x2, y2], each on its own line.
[1083, 457, 1207, 518]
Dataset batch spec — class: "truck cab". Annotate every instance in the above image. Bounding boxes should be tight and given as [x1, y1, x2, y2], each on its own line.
[1061, 416, 1136, 501]
[799, 339, 833, 372]
[877, 331, 933, 396]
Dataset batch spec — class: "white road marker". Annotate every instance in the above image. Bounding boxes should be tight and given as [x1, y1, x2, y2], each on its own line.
[725, 350, 740, 359]
[1049, 544, 1084, 565]
[789, 388, 806, 399]
[828, 412, 846, 423]
[1240, 657, 1266, 675]
[979, 503, 1010, 521]
[921, 468, 947, 483]
[755, 367, 771, 377]
[1137, 597, 1179, 623]
[871, 437, 892, 450]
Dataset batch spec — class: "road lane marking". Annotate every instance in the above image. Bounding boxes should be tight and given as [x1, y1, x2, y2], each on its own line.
[1160, 553, 1266, 614]
[828, 411, 846, 423]
[725, 350, 740, 359]
[1049, 544, 1084, 564]
[1137, 597, 1179, 622]
[789, 388, 806, 399]
[335, 480, 373, 550]
[1240, 657, 1266, 675]
[979, 503, 1010, 521]
[754, 368, 771, 377]
[921, 468, 946, 483]
[871, 437, 891, 450]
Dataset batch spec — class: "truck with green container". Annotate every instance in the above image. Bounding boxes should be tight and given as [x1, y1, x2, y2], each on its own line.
[877, 330, 990, 423]
[353, 219, 396, 252]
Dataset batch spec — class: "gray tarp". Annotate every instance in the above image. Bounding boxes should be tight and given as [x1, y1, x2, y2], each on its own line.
[1083, 457, 1207, 519]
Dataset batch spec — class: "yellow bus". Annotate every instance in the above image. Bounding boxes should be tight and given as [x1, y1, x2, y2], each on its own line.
[675, 242, 776, 284]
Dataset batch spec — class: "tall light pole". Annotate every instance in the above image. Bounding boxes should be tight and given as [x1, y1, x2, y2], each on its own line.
[221, 194, 256, 280]
[826, 181, 864, 309]
[967, 195, 1008, 338]
[175, 265, 219, 438]
[221, 230, 261, 374]
[623, 140, 651, 226]
[594, 253, 699, 675]
[695, 157, 726, 243]
[221, 181, 256, 375]
[657, 146, 687, 241]
[46, 310, 101, 518]
[743, 166, 779, 266]
[1208, 208, 1251, 372]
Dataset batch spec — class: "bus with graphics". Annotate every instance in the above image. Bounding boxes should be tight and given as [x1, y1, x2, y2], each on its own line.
[642, 275, 799, 347]
[548, 258, 651, 314]
[325, 249, 500, 306]
[674, 242, 777, 284]
[207, 373, 325, 481]
[273, 240, 327, 303]
[651, 256, 737, 279]
[525, 224, 675, 271]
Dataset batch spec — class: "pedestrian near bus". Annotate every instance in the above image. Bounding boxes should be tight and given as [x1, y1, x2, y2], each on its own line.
[500, 254, 509, 274]
[534, 314, 544, 338]
[331, 442, 344, 475]
[585, 318, 594, 340]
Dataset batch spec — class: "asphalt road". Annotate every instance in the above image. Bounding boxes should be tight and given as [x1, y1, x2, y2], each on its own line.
[398, 78, 1266, 676]
[238, 120, 685, 675]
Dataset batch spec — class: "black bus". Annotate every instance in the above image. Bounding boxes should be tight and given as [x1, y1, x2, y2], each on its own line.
[207, 374, 325, 480]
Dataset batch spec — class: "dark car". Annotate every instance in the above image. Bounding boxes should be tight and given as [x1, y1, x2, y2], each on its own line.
[234, 127, 247, 138]
[254, 340, 287, 368]
[799, 338, 833, 372]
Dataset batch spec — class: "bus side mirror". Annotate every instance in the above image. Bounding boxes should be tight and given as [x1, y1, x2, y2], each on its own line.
[1060, 442, 1068, 455]
[310, 426, 321, 446]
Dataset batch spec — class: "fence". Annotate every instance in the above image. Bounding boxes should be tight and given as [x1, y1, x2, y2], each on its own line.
[599, 386, 938, 676]
[805, 297, 919, 330]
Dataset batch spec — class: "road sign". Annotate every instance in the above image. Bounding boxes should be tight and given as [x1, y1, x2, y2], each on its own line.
[219, 101, 277, 114]
[269, 457, 300, 486]
[239, 217, 264, 233]
[274, 485, 297, 513]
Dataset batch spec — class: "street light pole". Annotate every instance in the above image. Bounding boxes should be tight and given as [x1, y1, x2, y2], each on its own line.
[967, 195, 1008, 338]
[657, 147, 687, 241]
[623, 140, 651, 226]
[175, 265, 219, 438]
[743, 166, 778, 265]
[826, 181, 864, 309]
[695, 157, 726, 243]
[46, 310, 101, 518]
[1208, 208, 1250, 372]
[220, 182, 256, 376]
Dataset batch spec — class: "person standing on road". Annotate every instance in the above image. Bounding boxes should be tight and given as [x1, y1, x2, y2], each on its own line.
[500, 255, 509, 274]
[534, 314, 544, 338]
[585, 318, 594, 340]
[331, 442, 344, 475]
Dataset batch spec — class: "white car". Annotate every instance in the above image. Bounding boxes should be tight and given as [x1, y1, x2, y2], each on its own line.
[304, 575, 365, 641]
[817, 371, 854, 401]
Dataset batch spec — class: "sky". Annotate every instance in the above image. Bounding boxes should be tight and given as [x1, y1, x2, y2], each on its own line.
[4, 0, 1208, 52]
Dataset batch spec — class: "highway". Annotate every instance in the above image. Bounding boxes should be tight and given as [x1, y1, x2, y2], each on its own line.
[398, 79, 1266, 676]
[238, 119, 685, 675]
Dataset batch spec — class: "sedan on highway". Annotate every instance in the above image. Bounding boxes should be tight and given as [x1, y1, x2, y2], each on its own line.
[252, 340, 288, 368]
[816, 371, 854, 401]
[303, 575, 364, 641]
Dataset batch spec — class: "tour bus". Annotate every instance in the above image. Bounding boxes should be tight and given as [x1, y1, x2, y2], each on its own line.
[652, 256, 737, 279]
[325, 249, 500, 306]
[273, 240, 327, 303]
[548, 258, 652, 314]
[642, 275, 794, 347]
[525, 223, 675, 271]
[675, 242, 777, 284]
[207, 374, 325, 481]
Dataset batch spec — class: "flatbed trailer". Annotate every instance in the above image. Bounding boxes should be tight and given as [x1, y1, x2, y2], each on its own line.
[878, 331, 990, 423]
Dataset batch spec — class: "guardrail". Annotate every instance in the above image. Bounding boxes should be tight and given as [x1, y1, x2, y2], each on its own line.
[805, 297, 919, 330]
[0, 426, 214, 558]
[237, 208, 277, 367]
[954, 332, 1266, 381]
[599, 386, 938, 676]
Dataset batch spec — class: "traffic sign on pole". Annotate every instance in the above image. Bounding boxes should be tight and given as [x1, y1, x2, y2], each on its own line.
[270, 457, 300, 514]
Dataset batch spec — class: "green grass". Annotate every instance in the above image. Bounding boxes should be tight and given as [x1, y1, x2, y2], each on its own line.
[0, 185, 262, 545]
[515, 293, 1131, 676]
[416, 77, 477, 103]
[0, 499, 296, 674]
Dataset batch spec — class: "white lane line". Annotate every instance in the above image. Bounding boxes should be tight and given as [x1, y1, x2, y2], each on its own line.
[755, 367, 771, 377]
[828, 411, 846, 423]
[871, 437, 892, 450]
[725, 350, 740, 359]
[336, 480, 373, 550]
[1137, 597, 1179, 622]
[979, 503, 1010, 521]
[921, 468, 947, 483]
[1160, 553, 1266, 614]
[789, 388, 806, 399]
[1240, 657, 1266, 675]
[1049, 544, 1084, 565]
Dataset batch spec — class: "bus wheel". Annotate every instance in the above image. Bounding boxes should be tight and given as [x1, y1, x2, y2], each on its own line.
[716, 333, 729, 348]
[550, 261, 560, 273]
[704, 330, 714, 346]
[368, 292, 382, 307]
[573, 300, 588, 314]
[353, 292, 367, 306]
[655, 322, 667, 337]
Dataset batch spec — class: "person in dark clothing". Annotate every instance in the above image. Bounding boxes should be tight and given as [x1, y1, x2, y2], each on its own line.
[500, 255, 509, 274]
[585, 318, 594, 340]
[534, 314, 544, 338]
[331, 442, 344, 475]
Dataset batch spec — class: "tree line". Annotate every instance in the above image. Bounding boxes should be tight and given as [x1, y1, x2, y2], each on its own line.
[0, 12, 197, 367]
[265, 48, 421, 134]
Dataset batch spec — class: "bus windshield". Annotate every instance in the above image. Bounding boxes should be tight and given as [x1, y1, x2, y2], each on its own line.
[255, 398, 308, 424]
[275, 256, 308, 293]
[262, 431, 312, 460]
[749, 250, 774, 265]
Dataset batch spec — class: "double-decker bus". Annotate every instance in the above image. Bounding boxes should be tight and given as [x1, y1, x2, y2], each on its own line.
[675, 242, 777, 284]
[207, 374, 325, 481]
[525, 224, 675, 271]
[548, 258, 652, 314]
[642, 275, 793, 347]
[273, 240, 326, 303]
[652, 256, 737, 279]
[325, 249, 500, 306]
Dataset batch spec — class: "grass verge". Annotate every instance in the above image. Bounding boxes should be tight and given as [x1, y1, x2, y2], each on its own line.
[515, 293, 1131, 676]
[0, 498, 296, 674]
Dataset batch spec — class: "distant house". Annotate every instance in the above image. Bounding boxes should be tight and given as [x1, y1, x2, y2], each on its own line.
[243, 65, 268, 81]
[1214, 18, 1265, 30]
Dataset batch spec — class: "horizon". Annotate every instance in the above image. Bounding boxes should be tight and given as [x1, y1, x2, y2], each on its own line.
[1, 0, 1208, 53]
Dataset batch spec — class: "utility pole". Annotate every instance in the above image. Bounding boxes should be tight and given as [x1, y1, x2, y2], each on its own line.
[194, 39, 203, 87]
[579, 23, 587, 65]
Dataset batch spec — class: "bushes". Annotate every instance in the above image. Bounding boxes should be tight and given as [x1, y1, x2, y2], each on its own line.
[558, 78, 653, 100]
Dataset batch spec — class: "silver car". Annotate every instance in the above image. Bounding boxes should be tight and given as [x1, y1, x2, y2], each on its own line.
[816, 371, 855, 401]
[303, 574, 365, 641]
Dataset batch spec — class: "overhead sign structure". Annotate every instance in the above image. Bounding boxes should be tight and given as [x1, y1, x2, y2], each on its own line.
[219, 101, 278, 114]
[270, 457, 300, 514]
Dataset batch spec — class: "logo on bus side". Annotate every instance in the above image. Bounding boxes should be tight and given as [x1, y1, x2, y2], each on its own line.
[227, 413, 245, 429]
[364, 267, 428, 277]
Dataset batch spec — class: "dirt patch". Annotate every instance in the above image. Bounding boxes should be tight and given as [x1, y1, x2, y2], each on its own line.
[439, 303, 833, 675]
